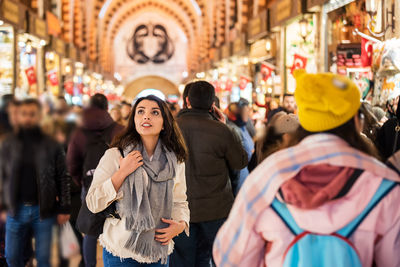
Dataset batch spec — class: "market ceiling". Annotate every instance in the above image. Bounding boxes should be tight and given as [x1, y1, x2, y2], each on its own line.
[69, 0, 250, 75]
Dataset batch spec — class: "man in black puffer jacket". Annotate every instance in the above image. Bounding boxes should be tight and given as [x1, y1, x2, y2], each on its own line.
[0, 98, 71, 267]
[170, 81, 248, 267]
[376, 100, 400, 160]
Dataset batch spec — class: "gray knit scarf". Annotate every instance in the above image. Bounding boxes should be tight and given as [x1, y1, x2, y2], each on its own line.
[117, 141, 176, 264]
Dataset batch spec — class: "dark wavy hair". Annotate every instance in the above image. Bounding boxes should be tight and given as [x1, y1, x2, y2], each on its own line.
[111, 95, 188, 162]
[291, 110, 381, 160]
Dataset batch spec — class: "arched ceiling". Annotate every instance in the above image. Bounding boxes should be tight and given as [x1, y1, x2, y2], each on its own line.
[67, 0, 256, 79]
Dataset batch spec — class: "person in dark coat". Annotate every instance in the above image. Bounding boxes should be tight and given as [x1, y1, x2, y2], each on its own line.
[170, 81, 248, 267]
[0, 94, 14, 136]
[0, 99, 71, 267]
[67, 94, 124, 267]
[376, 102, 400, 160]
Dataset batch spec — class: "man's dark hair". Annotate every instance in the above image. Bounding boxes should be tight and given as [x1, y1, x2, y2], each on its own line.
[214, 96, 220, 109]
[237, 98, 249, 108]
[21, 98, 42, 110]
[188, 81, 215, 110]
[182, 82, 193, 109]
[121, 101, 132, 108]
[90, 93, 108, 110]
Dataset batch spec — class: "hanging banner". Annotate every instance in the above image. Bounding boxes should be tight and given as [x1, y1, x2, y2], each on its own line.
[225, 79, 233, 92]
[211, 80, 221, 92]
[290, 54, 308, 74]
[239, 76, 251, 90]
[261, 62, 274, 81]
[361, 37, 373, 67]
[47, 70, 59, 86]
[64, 80, 74, 95]
[25, 66, 37, 85]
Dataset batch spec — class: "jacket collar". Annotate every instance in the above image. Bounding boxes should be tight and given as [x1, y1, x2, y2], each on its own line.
[177, 108, 213, 119]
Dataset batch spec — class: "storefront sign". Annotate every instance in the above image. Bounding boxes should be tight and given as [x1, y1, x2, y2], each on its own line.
[220, 44, 231, 60]
[248, 10, 268, 42]
[1, 0, 24, 28]
[270, 0, 303, 29]
[46, 11, 61, 37]
[51, 37, 65, 56]
[68, 45, 77, 61]
[28, 12, 47, 40]
[80, 51, 88, 66]
[306, 0, 327, 10]
[25, 66, 37, 85]
[232, 34, 246, 55]
[290, 53, 308, 74]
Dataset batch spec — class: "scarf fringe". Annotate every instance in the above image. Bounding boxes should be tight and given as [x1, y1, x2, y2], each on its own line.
[125, 233, 169, 265]
[125, 215, 155, 232]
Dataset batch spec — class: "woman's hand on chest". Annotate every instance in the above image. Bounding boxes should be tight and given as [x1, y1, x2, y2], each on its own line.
[154, 218, 186, 246]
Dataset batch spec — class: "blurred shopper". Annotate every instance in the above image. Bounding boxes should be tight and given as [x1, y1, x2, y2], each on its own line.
[67, 94, 123, 267]
[214, 70, 400, 267]
[182, 82, 193, 109]
[0, 95, 15, 267]
[225, 99, 254, 194]
[248, 112, 299, 172]
[86, 95, 189, 266]
[110, 105, 125, 125]
[121, 101, 132, 126]
[0, 95, 14, 136]
[372, 106, 388, 126]
[0, 99, 71, 267]
[171, 81, 248, 267]
[267, 93, 297, 121]
[254, 94, 272, 121]
[359, 102, 381, 143]
[376, 100, 400, 160]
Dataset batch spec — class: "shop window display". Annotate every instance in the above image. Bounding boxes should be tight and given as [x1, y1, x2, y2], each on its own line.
[286, 15, 317, 93]
[327, 0, 373, 101]
[45, 51, 60, 96]
[16, 34, 40, 97]
[0, 25, 14, 96]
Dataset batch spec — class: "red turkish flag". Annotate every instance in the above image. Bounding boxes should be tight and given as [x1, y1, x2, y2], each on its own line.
[25, 66, 37, 85]
[64, 81, 74, 95]
[239, 76, 250, 90]
[47, 70, 59, 86]
[77, 83, 84, 94]
[361, 37, 373, 67]
[211, 80, 221, 92]
[261, 63, 274, 81]
[290, 54, 308, 74]
[225, 79, 233, 91]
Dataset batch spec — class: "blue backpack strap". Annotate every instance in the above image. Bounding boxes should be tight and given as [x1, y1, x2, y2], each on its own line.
[337, 179, 398, 238]
[271, 198, 304, 235]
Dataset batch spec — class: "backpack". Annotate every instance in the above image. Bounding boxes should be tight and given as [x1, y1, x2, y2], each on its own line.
[271, 179, 397, 267]
[76, 147, 123, 236]
[82, 123, 116, 190]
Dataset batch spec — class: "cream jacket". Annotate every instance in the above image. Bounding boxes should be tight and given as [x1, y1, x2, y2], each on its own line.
[86, 147, 190, 263]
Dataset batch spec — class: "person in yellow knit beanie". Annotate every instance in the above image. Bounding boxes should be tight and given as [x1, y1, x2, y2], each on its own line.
[293, 69, 361, 132]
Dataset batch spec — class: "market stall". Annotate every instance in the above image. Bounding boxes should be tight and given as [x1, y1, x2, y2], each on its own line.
[15, 11, 47, 98]
[0, 0, 25, 96]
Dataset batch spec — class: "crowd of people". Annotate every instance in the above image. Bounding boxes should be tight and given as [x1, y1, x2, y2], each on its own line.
[1, 70, 400, 267]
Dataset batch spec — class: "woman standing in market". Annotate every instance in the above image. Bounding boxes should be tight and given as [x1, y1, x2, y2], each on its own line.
[86, 95, 189, 267]
[213, 70, 400, 267]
